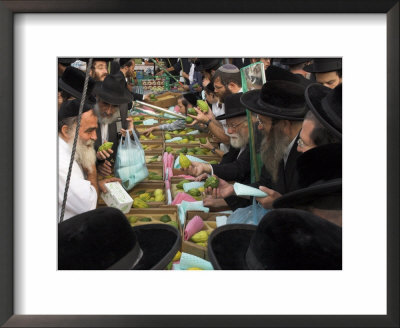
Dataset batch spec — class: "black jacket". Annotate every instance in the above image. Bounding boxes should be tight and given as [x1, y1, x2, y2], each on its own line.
[211, 144, 251, 184]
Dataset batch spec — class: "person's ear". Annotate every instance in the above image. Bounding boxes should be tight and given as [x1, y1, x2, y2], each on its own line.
[61, 125, 70, 139]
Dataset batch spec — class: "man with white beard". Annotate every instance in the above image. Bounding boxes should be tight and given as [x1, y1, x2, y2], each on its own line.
[187, 93, 250, 184]
[58, 99, 121, 220]
[93, 70, 135, 177]
[207, 81, 307, 210]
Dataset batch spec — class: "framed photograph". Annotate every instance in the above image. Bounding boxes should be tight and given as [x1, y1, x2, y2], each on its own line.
[241, 62, 266, 92]
[1, 1, 398, 327]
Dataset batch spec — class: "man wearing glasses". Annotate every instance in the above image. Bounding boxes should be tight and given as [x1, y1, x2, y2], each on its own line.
[207, 80, 307, 210]
[187, 93, 250, 185]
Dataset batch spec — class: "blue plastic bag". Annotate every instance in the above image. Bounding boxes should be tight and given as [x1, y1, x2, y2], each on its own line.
[114, 129, 148, 191]
[226, 200, 269, 225]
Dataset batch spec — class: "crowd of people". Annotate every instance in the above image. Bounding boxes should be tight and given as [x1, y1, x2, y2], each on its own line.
[57, 57, 342, 270]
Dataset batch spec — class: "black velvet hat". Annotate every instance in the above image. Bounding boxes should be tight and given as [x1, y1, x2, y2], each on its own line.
[58, 66, 96, 105]
[304, 58, 342, 73]
[58, 98, 93, 120]
[58, 58, 77, 65]
[265, 65, 312, 87]
[94, 70, 134, 105]
[119, 58, 132, 67]
[240, 80, 307, 120]
[305, 83, 342, 139]
[273, 143, 342, 209]
[216, 93, 246, 120]
[195, 58, 221, 72]
[208, 208, 342, 270]
[58, 207, 181, 270]
[280, 58, 311, 66]
[183, 92, 199, 107]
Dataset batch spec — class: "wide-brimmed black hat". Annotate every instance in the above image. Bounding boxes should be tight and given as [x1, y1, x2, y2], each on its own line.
[265, 65, 312, 87]
[58, 66, 96, 105]
[273, 143, 342, 209]
[58, 207, 181, 270]
[78, 58, 112, 64]
[94, 70, 134, 105]
[58, 58, 77, 65]
[304, 58, 342, 73]
[305, 83, 342, 139]
[240, 80, 307, 120]
[119, 58, 133, 67]
[280, 58, 312, 66]
[216, 93, 246, 120]
[208, 208, 342, 270]
[195, 58, 221, 72]
[58, 98, 93, 121]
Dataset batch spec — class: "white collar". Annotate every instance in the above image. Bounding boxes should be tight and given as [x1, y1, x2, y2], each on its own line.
[283, 136, 297, 166]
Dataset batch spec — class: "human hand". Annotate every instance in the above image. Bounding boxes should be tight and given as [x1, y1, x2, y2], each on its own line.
[188, 162, 211, 177]
[98, 177, 122, 193]
[183, 85, 190, 91]
[255, 186, 282, 209]
[188, 107, 209, 124]
[96, 148, 113, 161]
[143, 127, 154, 137]
[205, 176, 234, 199]
[120, 117, 133, 137]
[97, 160, 113, 176]
[199, 137, 214, 150]
[194, 173, 209, 181]
[194, 86, 202, 92]
[202, 78, 210, 88]
[203, 196, 228, 208]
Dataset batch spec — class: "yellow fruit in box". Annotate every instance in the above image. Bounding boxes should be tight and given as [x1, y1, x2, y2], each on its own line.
[165, 133, 172, 140]
[206, 230, 212, 235]
[149, 133, 157, 140]
[149, 197, 155, 202]
[154, 189, 163, 197]
[142, 145, 148, 150]
[195, 242, 207, 247]
[198, 187, 204, 192]
[133, 117, 141, 121]
[179, 131, 186, 135]
[172, 251, 182, 262]
[190, 231, 208, 243]
[179, 153, 191, 169]
[187, 267, 203, 270]
[139, 192, 151, 201]
[140, 135, 147, 140]
[182, 138, 189, 143]
[154, 194, 165, 202]
[133, 198, 149, 208]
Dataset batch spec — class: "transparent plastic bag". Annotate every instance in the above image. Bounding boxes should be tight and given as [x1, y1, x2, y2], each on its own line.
[226, 200, 269, 225]
[114, 129, 148, 191]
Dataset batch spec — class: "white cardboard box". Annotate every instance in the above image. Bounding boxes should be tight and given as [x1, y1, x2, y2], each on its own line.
[100, 182, 133, 214]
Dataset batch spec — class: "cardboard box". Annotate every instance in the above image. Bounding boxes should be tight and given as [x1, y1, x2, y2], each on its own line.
[146, 91, 181, 108]
[125, 207, 181, 233]
[144, 163, 164, 182]
[181, 213, 218, 261]
[129, 182, 167, 207]
[100, 182, 133, 214]
[141, 141, 164, 151]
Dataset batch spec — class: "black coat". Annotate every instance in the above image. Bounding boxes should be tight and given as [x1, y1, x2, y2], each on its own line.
[225, 136, 301, 211]
[211, 144, 251, 184]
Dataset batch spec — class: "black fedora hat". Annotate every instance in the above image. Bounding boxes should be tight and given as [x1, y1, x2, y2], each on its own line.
[208, 208, 342, 270]
[195, 58, 221, 72]
[58, 57, 77, 65]
[95, 71, 134, 105]
[304, 58, 342, 73]
[58, 207, 181, 270]
[216, 93, 246, 120]
[280, 58, 312, 66]
[240, 80, 307, 121]
[58, 66, 96, 105]
[265, 65, 312, 87]
[305, 83, 342, 139]
[58, 98, 93, 121]
[119, 58, 132, 67]
[273, 143, 342, 209]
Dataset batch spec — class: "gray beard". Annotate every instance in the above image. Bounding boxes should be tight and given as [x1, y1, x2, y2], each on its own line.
[229, 132, 249, 149]
[260, 126, 290, 184]
[94, 104, 120, 125]
[68, 137, 97, 174]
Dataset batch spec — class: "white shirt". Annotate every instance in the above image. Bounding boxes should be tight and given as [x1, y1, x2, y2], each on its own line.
[189, 63, 195, 84]
[58, 137, 98, 221]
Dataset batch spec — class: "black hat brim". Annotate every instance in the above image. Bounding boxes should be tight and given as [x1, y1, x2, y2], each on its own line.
[94, 83, 134, 105]
[303, 61, 342, 73]
[240, 89, 304, 121]
[216, 110, 247, 120]
[208, 224, 256, 270]
[273, 178, 342, 209]
[58, 77, 96, 105]
[280, 58, 311, 66]
[132, 224, 181, 270]
[305, 83, 342, 139]
[195, 59, 220, 72]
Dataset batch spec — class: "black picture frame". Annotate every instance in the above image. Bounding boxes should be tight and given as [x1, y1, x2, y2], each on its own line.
[0, 1, 398, 327]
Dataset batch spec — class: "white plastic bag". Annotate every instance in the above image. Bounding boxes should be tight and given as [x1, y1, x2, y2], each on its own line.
[226, 200, 269, 225]
[114, 129, 148, 191]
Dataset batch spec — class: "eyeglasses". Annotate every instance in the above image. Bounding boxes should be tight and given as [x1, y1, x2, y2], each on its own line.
[297, 138, 311, 148]
[222, 119, 247, 130]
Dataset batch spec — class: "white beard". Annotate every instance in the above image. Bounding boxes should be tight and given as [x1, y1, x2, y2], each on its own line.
[227, 132, 248, 149]
[68, 136, 97, 174]
[94, 103, 120, 125]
